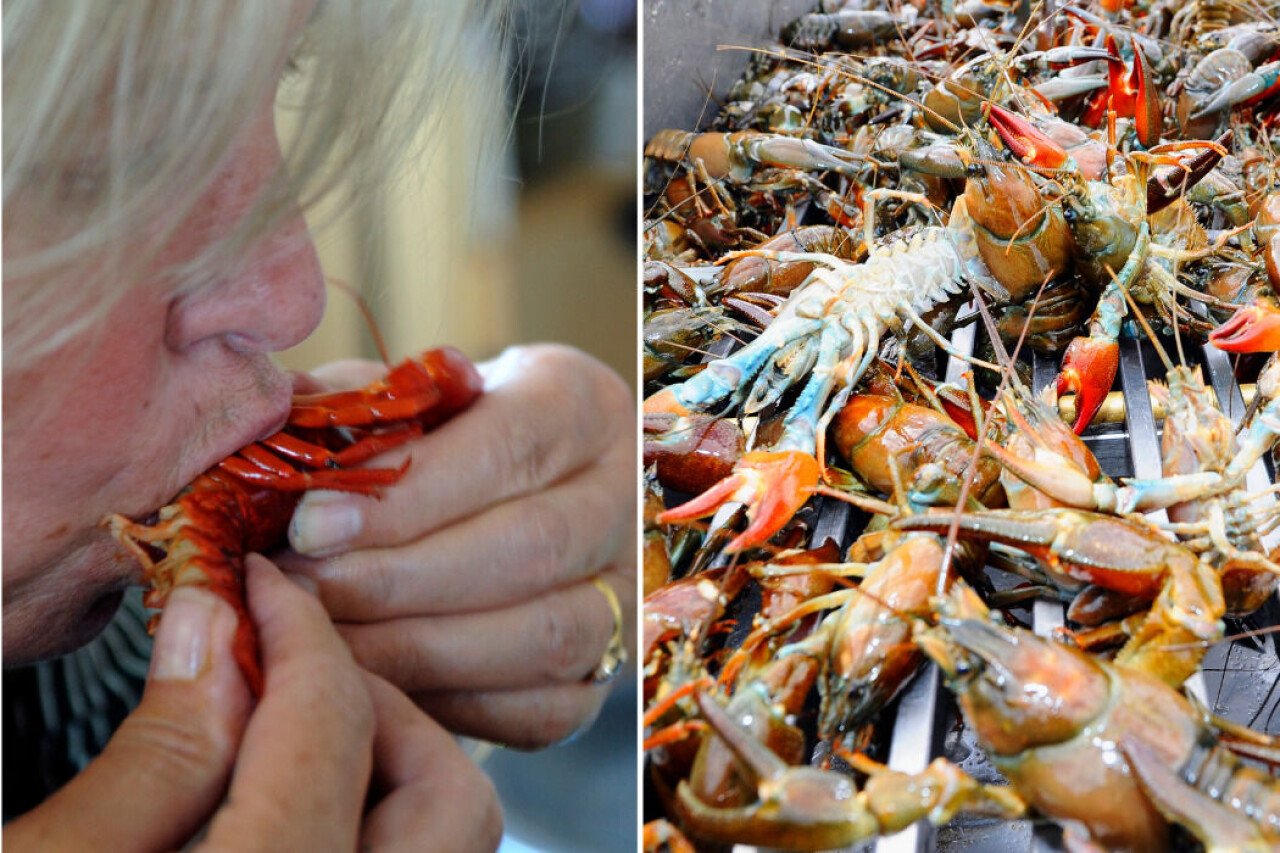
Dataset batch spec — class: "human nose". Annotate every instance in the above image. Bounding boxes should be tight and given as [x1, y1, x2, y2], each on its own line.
[165, 209, 327, 355]
[164, 101, 327, 355]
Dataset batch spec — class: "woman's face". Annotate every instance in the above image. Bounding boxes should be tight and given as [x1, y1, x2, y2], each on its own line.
[2, 101, 326, 664]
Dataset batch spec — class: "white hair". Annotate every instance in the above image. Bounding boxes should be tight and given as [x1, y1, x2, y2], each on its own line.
[3, 0, 511, 365]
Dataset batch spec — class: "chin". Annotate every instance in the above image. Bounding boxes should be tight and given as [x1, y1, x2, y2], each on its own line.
[3, 509, 151, 666]
[3, 587, 128, 666]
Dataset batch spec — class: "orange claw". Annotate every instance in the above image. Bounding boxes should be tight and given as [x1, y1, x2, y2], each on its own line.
[644, 386, 692, 417]
[656, 450, 820, 553]
[1056, 336, 1119, 434]
[986, 104, 1069, 170]
[1209, 301, 1280, 353]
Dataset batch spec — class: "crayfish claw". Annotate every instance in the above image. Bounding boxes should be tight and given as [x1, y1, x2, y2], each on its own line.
[1056, 335, 1119, 434]
[1209, 300, 1280, 354]
[672, 689, 879, 850]
[986, 104, 1070, 170]
[656, 450, 820, 553]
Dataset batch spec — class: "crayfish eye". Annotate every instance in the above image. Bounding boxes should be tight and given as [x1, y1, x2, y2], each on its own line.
[1062, 205, 1077, 223]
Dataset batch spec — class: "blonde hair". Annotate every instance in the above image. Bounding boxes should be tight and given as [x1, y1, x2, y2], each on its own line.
[3, 0, 510, 366]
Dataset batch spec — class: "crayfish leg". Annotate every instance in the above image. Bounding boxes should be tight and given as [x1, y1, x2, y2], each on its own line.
[103, 512, 179, 569]
[220, 453, 408, 493]
[1121, 736, 1273, 853]
[290, 388, 441, 428]
[332, 424, 424, 467]
[261, 424, 426, 469]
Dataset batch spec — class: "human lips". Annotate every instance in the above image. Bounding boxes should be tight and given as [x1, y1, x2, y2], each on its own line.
[163, 368, 296, 507]
[218, 379, 296, 465]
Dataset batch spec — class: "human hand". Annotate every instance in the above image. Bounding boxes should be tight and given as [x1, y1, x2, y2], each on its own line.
[279, 344, 637, 748]
[4, 576, 255, 851]
[3, 555, 494, 851]
[359, 672, 503, 851]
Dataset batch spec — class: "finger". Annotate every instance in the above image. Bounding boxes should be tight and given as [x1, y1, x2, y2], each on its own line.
[336, 570, 630, 692]
[200, 555, 375, 851]
[360, 675, 503, 852]
[5, 588, 251, 851]
[280, 460, 631, 617]
[288, 345, 634, 556]
[413, 681, 614, 750]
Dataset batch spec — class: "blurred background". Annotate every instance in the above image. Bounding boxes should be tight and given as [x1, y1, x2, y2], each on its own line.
[282, 2, 638, 851]
[3, 2, 636, 851]
[280, 0, 635, 382]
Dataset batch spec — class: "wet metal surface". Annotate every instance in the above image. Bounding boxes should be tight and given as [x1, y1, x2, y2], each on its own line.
[643, 0, 815, 141]
[698, 326, 1280, 853]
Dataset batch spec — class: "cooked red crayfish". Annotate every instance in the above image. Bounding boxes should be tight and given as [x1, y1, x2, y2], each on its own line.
[105, 346, 483, 694]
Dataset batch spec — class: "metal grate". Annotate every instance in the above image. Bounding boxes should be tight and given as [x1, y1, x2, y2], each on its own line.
[881, 322, 1276, 852]
[693, 315, 1280, 852]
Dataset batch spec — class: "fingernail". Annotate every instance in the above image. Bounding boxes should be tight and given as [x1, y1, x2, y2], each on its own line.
[151, 588, 216, 681]
[290, 494, 363, 556]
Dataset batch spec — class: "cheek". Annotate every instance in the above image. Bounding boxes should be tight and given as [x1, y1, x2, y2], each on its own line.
[2, 299, 176, 582]
[6, 325, 167, 481]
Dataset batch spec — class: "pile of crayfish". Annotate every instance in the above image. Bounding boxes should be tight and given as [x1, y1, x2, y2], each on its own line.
[107, 346, 482, 695]
[643, 0, 1280, 849]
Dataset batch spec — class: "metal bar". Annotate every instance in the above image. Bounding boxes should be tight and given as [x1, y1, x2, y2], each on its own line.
[1031, 353, 1068, 642]
[1032, 351, 1057, 395]
[810, 496, 852, 552]
[944, 307, 977, 386]
[1056, 385, 1256, 425]
[1201, 345, 1250, 426]
[1118, 335, 1208, 703]
[875, 666, 945, 853]
[874, 306, 979, 853]
[1033, 600, 1065, 638]
[1117, 336, 1163, 484]
[1201, 345, 1279, 551]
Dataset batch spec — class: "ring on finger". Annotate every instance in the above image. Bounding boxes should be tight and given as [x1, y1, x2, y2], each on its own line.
[585, 576, 627, 686]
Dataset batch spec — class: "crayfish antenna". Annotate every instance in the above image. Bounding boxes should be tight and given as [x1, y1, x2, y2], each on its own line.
[327, 276, 393, 366]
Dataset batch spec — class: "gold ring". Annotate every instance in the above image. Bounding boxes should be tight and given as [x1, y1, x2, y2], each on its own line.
[586, 576, 627, 686]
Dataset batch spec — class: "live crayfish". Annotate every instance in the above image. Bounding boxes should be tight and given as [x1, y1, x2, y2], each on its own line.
[644, 0, 1280, 849]
[656, 584, 1280, 851]
[106, 346, 482, 694]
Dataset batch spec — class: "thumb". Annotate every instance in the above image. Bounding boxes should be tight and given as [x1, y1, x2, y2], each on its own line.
[7, 587, 253, 851]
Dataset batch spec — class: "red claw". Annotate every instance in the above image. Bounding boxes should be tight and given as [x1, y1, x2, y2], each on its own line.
[656, 450, 820, 553]
[939, 395, 982, 441]
[987, 104, 1070, 169]
[1209, 301, 1280, 353]
[1132, 41, 1160, 148]
[1080, 35, 1159, 146]
[1056, 336, 1119, 434]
